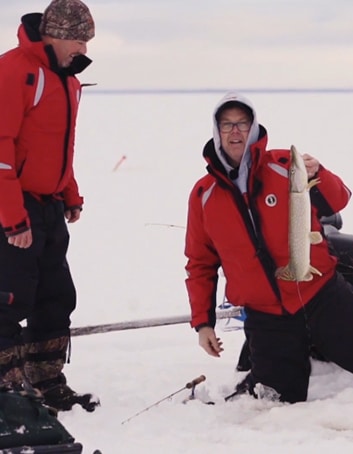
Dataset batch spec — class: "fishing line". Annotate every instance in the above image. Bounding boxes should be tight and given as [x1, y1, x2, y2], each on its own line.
[296, 281, 314, 357]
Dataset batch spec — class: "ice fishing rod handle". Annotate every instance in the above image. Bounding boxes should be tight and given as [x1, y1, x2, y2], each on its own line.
[185, 375, 206, 389]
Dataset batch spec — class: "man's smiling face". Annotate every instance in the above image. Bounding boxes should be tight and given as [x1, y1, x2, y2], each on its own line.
[218, 108, 252, 167]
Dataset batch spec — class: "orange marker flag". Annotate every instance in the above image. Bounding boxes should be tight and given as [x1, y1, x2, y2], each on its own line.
[113, 155, 127, 172]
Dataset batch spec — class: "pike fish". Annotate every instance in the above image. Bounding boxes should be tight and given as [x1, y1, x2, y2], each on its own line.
[275, 145, 323, 282]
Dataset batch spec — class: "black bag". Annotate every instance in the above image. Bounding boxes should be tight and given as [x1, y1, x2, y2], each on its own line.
[0, 388, 82, 453]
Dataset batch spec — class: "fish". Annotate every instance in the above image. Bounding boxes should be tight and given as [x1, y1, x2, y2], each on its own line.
[275, 145, 323, 282]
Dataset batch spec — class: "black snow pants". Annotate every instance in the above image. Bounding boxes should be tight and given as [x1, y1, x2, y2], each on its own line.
[244, 272, 353, 403]
[0, 193, 76, 347]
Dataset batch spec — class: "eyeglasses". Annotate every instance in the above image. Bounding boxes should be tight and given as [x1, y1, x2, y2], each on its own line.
[218, 121, 251, 133]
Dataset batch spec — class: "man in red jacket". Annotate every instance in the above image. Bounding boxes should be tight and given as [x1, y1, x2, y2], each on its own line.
[0, 0, 98, 412]
[185, 92, 353, 403]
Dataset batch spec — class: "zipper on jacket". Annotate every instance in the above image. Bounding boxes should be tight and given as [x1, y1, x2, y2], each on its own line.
[57, 75, 71, 189]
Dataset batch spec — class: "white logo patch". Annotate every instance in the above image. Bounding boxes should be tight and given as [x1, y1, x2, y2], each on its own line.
[265, 194, 277, 207]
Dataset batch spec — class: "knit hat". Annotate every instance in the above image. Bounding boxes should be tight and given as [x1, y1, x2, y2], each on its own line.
[39, 0, 95, 42]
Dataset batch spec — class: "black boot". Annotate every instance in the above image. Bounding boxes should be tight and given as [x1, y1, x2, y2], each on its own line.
[37, 373, 100, 412]
[225, 373, 255, 401]
[24, 334, 100, 412]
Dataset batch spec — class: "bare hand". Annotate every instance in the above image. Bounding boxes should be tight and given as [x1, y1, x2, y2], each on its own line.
[302, 153, 320, 179]
[7, 229, 33, 249]
[198, 326, 224, 357]
[65, 208, 81, 223]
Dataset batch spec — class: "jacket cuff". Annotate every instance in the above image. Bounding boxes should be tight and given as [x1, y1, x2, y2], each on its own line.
[64, 205, 83, 212]
[3, 217, 31, 237]
[195, 323, 212, 332]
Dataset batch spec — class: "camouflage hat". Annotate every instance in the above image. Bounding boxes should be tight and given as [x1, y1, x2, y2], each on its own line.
[39, 0, 95, 42]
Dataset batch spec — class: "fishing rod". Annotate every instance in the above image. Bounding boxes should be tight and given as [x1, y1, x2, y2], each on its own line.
[121, 375, 206, 425]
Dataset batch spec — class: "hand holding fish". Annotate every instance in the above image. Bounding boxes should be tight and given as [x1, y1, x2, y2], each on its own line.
[302, 153, 320, 179]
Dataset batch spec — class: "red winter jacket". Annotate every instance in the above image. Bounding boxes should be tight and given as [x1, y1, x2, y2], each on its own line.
[185, 129, 351, 329]
[0, 13, 91, 236]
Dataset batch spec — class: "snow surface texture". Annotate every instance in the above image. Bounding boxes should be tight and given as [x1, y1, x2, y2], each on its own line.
[59, 93, 353, 454]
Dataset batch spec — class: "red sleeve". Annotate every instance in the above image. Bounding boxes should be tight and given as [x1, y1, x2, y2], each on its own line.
[185, 180, 221, 329]
[0, 61, 30, 232]
[62, 172, 84, 210]
[312, 165, 351, 215]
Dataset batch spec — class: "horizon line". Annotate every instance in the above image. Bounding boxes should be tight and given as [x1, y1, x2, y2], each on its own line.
[81, 87, 353, 95]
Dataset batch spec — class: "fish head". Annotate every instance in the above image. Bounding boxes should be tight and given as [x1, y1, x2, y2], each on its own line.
[289, 145, 308, 193]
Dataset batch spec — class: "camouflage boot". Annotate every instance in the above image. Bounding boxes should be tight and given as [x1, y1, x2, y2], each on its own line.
[0, 344, 25, 390]
[24, 335, 99, 412]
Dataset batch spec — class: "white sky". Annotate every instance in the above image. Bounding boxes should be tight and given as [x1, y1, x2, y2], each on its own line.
[2, 0, 353, 90]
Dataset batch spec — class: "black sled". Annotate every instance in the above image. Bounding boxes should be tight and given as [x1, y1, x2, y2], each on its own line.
[0, 442, 83, 453]
[0, 387, 83, 454]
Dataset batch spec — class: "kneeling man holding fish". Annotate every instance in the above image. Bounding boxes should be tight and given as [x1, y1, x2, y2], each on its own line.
[185, 92, 352, 403]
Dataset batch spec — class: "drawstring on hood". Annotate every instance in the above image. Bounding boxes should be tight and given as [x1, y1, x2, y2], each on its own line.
[213, 92, 260, 194]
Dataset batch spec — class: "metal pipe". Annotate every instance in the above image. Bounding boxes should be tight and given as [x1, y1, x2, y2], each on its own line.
[70, 307, 241, 337]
